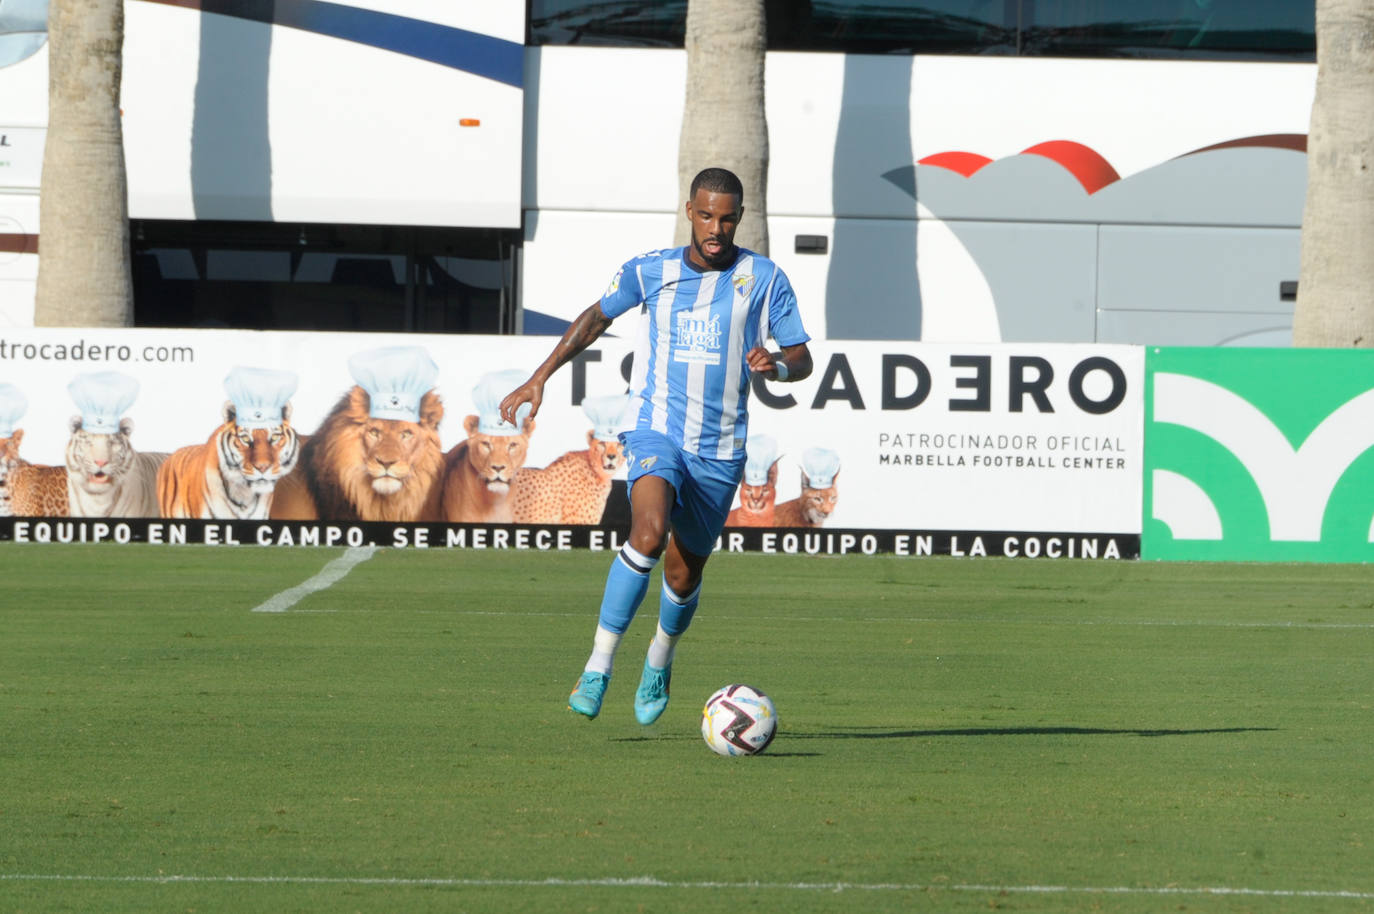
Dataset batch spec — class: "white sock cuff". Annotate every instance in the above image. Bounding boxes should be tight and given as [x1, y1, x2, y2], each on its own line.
[593, 625, 624, 653]
[619, 543, 659, 575]
[647, 623, 680, 668]
[586, 625, 624, 676]
[662, 579, 701, 606]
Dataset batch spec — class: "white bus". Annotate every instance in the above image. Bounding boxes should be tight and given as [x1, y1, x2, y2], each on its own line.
[0, 0, 1316, 345]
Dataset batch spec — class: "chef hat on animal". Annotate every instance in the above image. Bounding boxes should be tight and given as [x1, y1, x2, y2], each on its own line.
[472, 369, 532, 435]
[742, 433, 778, 486]
[67, 371, 140, 434]
[0, 383, 27, 438]
[347, 346, 439, 422]
[581, 393, 632, 442]
[224, 366, 298, 430]
[800, 446, 841, 488]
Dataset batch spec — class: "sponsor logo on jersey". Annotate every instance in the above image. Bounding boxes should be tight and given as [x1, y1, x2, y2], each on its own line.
[673, 311, 722, 365]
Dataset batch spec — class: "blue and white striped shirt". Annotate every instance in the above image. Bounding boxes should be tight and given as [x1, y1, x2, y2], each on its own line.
[599, 246, 810, 461]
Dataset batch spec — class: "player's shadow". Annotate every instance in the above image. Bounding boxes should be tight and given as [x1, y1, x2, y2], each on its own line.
[610, 726, 1274, 759]
[794, 726, 1277, 740]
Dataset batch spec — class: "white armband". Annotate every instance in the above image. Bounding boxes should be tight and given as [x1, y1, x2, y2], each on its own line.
[773, 359, 789, 381]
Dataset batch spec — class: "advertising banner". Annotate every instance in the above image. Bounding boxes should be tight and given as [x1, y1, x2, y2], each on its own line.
[742, 340, 1143, 557]
[1143, 347, 1374, 562]
[0, 330, 1142, 557]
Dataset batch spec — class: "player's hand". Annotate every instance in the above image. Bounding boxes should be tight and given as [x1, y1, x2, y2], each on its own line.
[499, 378, 543, 424]
[746, 346, 779, 378]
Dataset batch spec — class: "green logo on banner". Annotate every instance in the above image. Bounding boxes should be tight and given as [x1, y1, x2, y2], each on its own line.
[1144, 348, 1374, 562]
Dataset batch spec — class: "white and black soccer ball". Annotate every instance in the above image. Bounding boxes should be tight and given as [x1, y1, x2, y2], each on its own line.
[701, 684, 777, 756]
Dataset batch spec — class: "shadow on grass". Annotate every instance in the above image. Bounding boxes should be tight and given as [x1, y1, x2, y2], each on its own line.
[791, 726, 1278, 739]
[611, 726, 1273, 751]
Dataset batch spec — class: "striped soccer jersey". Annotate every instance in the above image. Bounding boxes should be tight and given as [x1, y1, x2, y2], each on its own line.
[599, 245, 810, 461]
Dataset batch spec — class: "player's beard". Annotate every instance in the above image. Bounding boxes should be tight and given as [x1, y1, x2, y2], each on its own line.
[693, 235, 736, 270]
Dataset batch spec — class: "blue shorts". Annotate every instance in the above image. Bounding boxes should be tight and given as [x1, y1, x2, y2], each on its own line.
[621, 429, 746, 558]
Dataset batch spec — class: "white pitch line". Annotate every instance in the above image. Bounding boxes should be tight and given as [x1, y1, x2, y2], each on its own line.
[282, 607, 1374, 630]
[250, 546, 378, 613]
[0, 874, 1371, 899]
[878, 616, 1374, 631]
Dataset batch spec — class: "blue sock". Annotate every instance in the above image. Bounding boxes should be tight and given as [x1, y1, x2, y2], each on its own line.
[658, 579, 701, 637]
[597, 544, 659, 634]
[646, 581, 701, 668]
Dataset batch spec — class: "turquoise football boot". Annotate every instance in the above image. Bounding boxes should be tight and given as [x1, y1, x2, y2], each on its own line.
[633, 660, 672, 725]
[568, 671, 610, 719]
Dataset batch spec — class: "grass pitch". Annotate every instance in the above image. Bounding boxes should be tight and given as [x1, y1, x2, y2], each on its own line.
[2, 544, 1373, 913]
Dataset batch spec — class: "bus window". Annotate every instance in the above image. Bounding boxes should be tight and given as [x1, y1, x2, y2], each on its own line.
[529, 0, 1313, 60]
[131, 221, 518, 334]
[528, 0, 686, 48]
[1023, 0, 1314, 60]
[771, 0, 1017, 55]
[530, 0, 1016, 53]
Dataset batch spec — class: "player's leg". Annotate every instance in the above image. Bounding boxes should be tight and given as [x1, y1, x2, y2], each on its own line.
[632, 535, 710, 720]
[634, 452, 741, 724]
[654, 535, 709, 663]
[570, 432, 681, 719]
[592, 473, 675, 665]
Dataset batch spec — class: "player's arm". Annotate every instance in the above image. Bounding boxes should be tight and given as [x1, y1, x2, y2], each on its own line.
[500, 302, 614, 424]
[746, 342, 813, 383]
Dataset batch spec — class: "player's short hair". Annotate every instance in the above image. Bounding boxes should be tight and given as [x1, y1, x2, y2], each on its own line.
[689, 167, 744, 203]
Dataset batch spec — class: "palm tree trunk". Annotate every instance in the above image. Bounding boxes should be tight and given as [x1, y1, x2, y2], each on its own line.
[34, 0, 133, 327]
[1293, 0, 1374, 347]
[675, 0, 770, 255]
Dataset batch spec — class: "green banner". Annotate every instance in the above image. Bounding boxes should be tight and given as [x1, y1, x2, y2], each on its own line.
[1144, 347, 1374, 562]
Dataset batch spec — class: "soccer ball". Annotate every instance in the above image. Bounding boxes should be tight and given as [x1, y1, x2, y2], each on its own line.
[701, 684, 777, 756]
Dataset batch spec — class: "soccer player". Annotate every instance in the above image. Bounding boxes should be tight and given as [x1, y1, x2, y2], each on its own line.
[498, 166, 813, 723]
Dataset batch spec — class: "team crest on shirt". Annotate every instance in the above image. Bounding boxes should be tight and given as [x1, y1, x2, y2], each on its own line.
[673, 310, 723, 365]
[733, 274, 755, 299]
